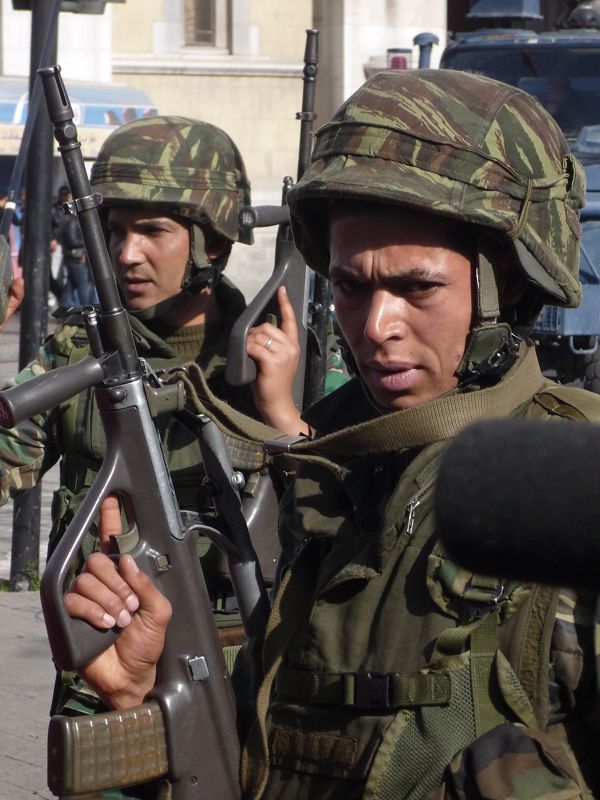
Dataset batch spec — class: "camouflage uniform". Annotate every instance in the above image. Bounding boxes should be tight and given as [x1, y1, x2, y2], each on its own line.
[236, 71, 600, 798]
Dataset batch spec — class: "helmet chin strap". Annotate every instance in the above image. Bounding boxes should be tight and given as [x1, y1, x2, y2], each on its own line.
[129, 223, 223, 323]
[456, 235, 520, 388]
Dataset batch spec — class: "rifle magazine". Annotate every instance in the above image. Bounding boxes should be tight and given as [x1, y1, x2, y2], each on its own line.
[47, 699, 168, 796]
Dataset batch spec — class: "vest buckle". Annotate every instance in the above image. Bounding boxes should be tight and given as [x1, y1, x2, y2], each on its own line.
[352, 672, 391, 709]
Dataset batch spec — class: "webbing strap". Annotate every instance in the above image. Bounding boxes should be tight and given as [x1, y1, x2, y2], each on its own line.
[470, 609, 505, 737]
[274, 666, 450, 710]
[475, 241, 501, 325]
[177, 346, 544, 462]
[429, 575, 507, 738]
[240, 552, 316, 798]
[172, 365, 293, 471]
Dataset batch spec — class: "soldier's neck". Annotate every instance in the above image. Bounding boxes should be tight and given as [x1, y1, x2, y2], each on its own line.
[159, 286, 221, 328]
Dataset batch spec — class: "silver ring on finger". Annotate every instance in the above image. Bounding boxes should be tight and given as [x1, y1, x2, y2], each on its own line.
[264, 337, 273, 351]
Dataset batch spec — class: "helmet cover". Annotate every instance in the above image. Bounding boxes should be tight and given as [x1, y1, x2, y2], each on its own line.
[288, 69, 585, 308]
[91, 115, 253, 246]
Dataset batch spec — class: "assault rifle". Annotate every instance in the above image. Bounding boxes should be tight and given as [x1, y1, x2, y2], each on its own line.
[0, 67, 270, 799]
[226, 28, 328, 409]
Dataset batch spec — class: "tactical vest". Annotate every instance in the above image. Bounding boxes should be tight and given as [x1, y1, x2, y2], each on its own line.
[228, 345, 600, 800]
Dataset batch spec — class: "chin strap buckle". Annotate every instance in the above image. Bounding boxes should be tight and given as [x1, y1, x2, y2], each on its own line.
[458, 329, 521, 388]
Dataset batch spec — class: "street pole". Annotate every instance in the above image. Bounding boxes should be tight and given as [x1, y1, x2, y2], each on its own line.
[10, 0, 59, 590]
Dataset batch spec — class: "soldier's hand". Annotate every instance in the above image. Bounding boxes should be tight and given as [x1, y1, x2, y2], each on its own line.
[247, 285, 309, 436]
[0, 277, 24, 332]
[64, 495, 171, 710]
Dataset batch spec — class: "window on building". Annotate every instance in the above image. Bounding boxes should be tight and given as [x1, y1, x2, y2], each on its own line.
[184, 0, 228, 48]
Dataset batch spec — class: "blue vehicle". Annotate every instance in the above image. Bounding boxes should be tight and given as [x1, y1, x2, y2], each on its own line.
[438, 0, 600, 389]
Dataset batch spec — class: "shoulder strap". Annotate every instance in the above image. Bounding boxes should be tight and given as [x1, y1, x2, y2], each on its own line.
[175, 344, 545, 464]
[531, 382, 600, 422]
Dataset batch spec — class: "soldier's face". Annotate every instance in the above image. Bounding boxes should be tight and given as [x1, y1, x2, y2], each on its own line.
[329, 205, 474, 411]
[107, 207, 190, 311]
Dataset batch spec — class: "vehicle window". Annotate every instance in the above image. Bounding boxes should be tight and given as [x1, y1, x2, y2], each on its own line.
[442, 47, 600, 138]
[580, 219, 600, 283]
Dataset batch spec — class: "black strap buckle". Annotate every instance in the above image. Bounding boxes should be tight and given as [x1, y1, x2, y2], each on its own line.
[353, 672, 391, 709]
[462, 578, 505, 620]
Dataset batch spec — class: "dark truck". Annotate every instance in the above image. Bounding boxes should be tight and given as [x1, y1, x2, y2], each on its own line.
[438, 0, 600, 389]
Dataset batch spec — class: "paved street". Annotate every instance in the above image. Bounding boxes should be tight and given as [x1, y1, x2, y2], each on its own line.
[0, 311, 56, 799]
[0, 590, 54, 800]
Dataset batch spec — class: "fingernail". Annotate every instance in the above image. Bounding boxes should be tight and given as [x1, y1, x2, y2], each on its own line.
[125, 593, 139, 612]
[117, 609, 132, 627]
[102, 613, 116, 627]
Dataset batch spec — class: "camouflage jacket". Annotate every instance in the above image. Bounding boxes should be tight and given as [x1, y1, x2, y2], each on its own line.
[241, 345, 600, 800]
[0, 276, 254, 578]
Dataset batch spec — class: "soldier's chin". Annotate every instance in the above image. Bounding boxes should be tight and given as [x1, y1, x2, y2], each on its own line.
[124, 293, 153, 311]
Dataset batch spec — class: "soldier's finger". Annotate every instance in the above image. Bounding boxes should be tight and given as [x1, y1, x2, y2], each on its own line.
[80, 551, 140, 618]
[276, 286, 299, 344]
[64, 589, 120, 629]
[66, 566, 138, 629]
[98, 494, 124, 552]
[118, 554, 172, 629]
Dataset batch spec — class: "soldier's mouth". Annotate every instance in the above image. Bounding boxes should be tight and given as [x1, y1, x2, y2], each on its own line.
[363, 363, 420, 393]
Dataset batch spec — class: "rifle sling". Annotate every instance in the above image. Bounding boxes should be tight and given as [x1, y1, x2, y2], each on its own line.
[175, 345, 544, 465]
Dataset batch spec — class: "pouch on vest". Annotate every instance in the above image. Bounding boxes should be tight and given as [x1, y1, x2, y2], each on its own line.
[422, 722, 589, 800]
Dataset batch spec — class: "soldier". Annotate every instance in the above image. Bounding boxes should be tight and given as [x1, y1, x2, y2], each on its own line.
[0, 115, 305, 719]
[66, 70, 600, 797]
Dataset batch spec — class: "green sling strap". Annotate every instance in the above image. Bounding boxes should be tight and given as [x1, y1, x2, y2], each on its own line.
[174, 343, 544, 464]
[240, 550, 317, 799]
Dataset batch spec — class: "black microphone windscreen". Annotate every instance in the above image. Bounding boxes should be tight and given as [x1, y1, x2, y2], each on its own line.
[435, 419, 600, 590]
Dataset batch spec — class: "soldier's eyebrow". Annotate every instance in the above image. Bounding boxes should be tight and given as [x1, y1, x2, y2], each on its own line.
[330, 264, 446, 283]
[133, 217, 175, 231]
[329, 264, 361, 281]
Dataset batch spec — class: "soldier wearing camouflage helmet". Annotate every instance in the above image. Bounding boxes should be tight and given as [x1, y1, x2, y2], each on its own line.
[0, 115, 305, 737]
[63, 71, 600, 798]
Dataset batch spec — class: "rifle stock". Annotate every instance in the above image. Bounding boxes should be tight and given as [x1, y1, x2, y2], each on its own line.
[0, 66, 265, 799]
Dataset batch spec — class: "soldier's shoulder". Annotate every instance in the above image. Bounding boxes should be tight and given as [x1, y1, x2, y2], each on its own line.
[530, 380, 600, 422]
[48, 307, 90, 359]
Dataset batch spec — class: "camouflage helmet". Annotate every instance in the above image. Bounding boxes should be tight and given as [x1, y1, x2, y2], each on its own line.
[287, 69, 585, 310]
[90, 115, 253, 246]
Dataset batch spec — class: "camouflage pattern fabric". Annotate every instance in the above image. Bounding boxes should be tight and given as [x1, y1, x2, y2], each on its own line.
[90, 115, 253, 245]
[287, 69, 585, 308]
[423, 722, 585, 799]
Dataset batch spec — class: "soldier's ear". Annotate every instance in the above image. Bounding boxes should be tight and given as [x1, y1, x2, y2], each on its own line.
[487, 236, 528, 308]
[499, 272, 528, 307]
[203, 229, 228, 260]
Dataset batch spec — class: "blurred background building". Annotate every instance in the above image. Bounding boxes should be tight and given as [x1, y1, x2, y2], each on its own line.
[8, 1, 579, 294]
